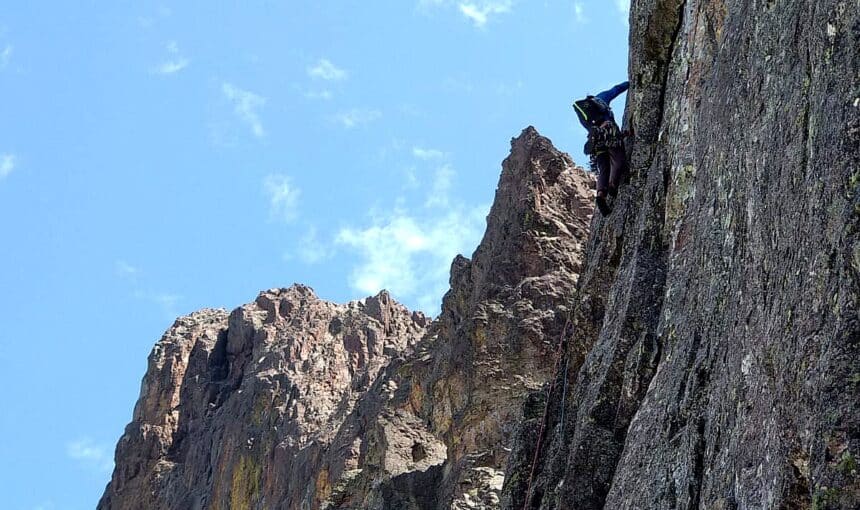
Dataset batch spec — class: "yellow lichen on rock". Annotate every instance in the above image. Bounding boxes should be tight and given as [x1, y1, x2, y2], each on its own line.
[230, 455, 262, 510]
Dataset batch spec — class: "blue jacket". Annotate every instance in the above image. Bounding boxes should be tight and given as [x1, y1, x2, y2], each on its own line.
[576, 81, 629, 130]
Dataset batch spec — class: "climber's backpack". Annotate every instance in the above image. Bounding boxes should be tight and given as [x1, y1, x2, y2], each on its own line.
[573, 96, 611, 129]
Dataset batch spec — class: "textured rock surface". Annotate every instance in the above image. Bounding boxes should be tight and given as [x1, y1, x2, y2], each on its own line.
[502, 1, 859, 509]
[100, 128, 596, 510]
[99, 287, 429, 510]
[344, 127, 595, 509]
[101, 1, 860, 507]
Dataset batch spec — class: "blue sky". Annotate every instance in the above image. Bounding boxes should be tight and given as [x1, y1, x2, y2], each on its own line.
[0, 2, 629, 508]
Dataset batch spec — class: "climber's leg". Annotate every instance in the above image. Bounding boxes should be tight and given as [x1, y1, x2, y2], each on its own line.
[595, 152, 612, 215]
[607, 145, 627, 196]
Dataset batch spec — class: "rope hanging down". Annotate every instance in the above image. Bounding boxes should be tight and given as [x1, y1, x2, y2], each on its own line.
[521, 314, 573, 510]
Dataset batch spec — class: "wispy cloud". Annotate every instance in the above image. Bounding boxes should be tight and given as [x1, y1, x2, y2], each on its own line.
[113, 259, 183, 318]
[263, 174, 300, 223]
[222, 83, 266, 137]
[307, 58, 347, 81]
[0, 44, 11, 69]
[574, 2, 588, 24]
[496, 80, 524, 96]
[304, 89, 333, 100]
[458, 1, 512, 28]
[66, 438, 113, 473]
[442, 77, 475, 94]
[151, 40, 189, 75]
[154, 59, 188, 74]
[297, 226, 333, 264]
[425, 165, 455, 208]
[131, 289, 183, 317]
[336, 204, 487, 314]
[1, 153, 15, 179]
[331, 108, 382, 129]
[152, 293, 181, 312]
[412, 147, 446, 160]
[616, 0, 630, 23]
[115, 260, 139, 279]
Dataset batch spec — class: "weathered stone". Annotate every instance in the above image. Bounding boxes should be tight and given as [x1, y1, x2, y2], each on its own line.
[502, 1, 859, 509]
[99, 286, 428, 510]
[100, 128, 595, 510]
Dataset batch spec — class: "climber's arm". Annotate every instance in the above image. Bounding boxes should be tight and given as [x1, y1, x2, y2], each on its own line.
[596, 81, 630, 104]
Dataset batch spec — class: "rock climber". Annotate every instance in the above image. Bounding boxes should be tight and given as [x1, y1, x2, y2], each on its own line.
[573, 81, 630, 216]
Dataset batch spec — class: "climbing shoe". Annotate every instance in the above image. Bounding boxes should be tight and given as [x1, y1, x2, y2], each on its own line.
[596, 194, 612, 216]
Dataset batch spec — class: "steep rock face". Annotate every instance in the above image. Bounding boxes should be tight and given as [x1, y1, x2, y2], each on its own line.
[101, 128, 596, 510]
[429, 128, 593, 508]
[99, 286, 429, 510]
[315, 127, 594, 509]
[503, 1, 859, 509]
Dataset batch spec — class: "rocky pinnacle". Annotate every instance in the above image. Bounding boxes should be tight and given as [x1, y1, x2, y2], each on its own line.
[99, 128, 596, 510]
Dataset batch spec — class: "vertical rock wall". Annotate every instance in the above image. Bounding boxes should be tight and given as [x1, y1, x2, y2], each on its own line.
[503, 1, 859, 509]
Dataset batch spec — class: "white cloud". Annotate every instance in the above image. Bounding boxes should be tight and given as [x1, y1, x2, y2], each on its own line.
[496, 80, 524, 96]
[0, 44, 11, 69]
[131, 290, 183, 318]
[154, 58, 189, 74]
[113, 260, 183, 317]
[304, 89, 333, 100]
[332, 108, 382, 128]
[574, 2, 588, 24]
[222, 82, 266, 137]
[403, 166, 420, 188]
[336, 204, 487, 314]
[616, 0, 630, 23]
[412, 147, 446, 160]
[297, 226, 333, 264]
[153, 293, 181, 311]
[442, 77, 475, 93]
[152, 41, 189, 75]
[66, 438, 113, 473]
[458, 1, 512, 28]
[264, 174, 300, 222]
[1, 153, 15, 179]
[115, 260, 139, 279]
[308, 58, 347, 81]
[425, 165, 455, 208]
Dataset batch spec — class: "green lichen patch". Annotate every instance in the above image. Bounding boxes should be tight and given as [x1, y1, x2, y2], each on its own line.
[230, 454, 263, 510]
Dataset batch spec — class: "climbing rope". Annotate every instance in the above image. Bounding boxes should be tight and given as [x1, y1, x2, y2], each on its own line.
[559, 350, 570, 439]
[521, 314, 572, 510]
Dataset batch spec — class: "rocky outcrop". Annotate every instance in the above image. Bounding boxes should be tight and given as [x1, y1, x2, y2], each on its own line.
[99, 286, 430, 510]
[100, 128, 596, 510]
[321, 127, 595, 509]
[502, 1, 859, 509]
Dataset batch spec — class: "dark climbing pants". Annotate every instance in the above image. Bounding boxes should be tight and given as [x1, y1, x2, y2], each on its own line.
[595, 146, 628, 193]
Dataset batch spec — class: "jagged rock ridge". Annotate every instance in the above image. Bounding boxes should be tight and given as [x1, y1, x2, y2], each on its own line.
[100, 286, 430, 510]
[99, 128, 596, 509]
[502, 0, 859, 509]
